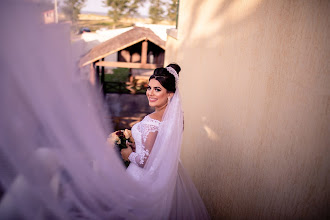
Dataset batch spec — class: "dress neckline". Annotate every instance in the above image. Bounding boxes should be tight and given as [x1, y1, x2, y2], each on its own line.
[146, 115, 161, 123]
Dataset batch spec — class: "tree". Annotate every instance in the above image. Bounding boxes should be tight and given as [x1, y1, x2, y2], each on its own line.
[149, 0, 164, 24]
[61, 0, 86, 24]
[127, 0, 146, 17]
[167, 0, 178, 22]
[104, 0, 146, 27]
[105, 0, 129, 24]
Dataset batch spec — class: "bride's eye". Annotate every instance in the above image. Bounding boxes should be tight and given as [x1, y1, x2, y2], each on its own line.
[147, 86, 151, 90]
[155, 87, 161, 92]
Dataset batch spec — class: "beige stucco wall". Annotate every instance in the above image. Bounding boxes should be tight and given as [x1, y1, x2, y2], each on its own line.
[165, 0, 329, 219]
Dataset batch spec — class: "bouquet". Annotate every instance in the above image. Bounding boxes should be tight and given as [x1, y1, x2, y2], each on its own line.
[107, 129, 134, 167]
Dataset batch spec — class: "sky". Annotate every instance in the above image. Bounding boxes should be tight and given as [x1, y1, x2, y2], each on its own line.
[81, 0, 109, 14]
[80, 0, 150, 16]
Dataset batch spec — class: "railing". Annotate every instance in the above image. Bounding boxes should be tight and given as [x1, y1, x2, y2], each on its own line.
[102, 81, 147, 94]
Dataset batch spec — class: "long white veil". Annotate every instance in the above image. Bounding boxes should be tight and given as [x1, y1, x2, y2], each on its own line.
[142, 89, 209, 219]
[0, 1, 209, 219]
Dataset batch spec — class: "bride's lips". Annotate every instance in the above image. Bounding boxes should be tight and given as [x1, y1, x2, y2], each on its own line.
[148, 98, 157, 102]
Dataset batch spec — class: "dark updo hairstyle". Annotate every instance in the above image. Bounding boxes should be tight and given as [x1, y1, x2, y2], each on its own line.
[149, 63, 181, 93]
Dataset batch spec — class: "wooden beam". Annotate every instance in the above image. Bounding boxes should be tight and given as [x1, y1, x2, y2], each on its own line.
[141, 40, 148, 64]
[95, 61, 161, 69]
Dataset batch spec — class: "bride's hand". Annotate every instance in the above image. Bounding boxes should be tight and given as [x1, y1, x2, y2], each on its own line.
[121, 145, 133, 161]
[126, 141, 136, 152]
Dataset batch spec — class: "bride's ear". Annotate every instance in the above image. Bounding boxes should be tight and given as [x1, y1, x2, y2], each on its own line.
[168, 93, 174, 99]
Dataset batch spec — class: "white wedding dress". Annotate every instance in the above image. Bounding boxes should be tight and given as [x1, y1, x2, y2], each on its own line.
[124, 108, 210, 219]
[127, 115, 161, 181]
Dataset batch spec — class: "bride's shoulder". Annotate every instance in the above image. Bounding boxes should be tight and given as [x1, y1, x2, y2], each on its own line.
[145, 113, 162, 124]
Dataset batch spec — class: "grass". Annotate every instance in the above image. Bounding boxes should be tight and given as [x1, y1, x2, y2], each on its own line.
[104, 68, 130, 82]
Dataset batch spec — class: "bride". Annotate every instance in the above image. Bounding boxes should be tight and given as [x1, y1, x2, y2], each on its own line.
[122, 64, 179, 180]
[0, 1, 209, 219]
[121, 64, 210, 218]
[122, 64, 179, 177]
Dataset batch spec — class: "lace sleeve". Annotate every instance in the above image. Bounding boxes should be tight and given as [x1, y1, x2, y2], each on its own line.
[128, 124, 158, 168]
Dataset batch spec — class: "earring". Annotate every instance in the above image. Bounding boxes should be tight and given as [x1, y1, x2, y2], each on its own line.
[168, 97, 171, 103]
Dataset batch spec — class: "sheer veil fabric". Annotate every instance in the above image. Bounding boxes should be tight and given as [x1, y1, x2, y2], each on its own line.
[0, 1, 209, 219]
[143, 89, 210, 219]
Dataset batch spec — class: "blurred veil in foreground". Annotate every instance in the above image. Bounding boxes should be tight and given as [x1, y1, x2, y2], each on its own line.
[0, 1, 148, 219]
[0, 1, 210, 219]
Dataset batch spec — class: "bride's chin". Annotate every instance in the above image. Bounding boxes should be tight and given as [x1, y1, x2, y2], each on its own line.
[148, 102, 156, 107]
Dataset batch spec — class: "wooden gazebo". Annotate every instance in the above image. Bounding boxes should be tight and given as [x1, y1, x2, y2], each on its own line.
[80, 27, 166, 86]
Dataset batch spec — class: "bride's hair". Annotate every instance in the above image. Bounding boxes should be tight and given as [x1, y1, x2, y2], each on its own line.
[149, 63, 181, 93]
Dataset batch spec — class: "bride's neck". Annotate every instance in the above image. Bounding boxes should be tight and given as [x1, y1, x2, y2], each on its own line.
[155, 102, 167, 114]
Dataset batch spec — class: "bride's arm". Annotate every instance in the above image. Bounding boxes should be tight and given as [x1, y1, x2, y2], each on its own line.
[126, 127, 158, 168]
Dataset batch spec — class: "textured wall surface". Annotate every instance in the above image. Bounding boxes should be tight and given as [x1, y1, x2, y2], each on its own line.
[165, 0, 329, 219]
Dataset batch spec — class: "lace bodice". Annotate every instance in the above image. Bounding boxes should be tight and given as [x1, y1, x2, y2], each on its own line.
[128, 115, 161, 168]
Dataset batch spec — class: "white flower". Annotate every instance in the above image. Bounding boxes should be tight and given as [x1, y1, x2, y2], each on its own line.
[124, 129, 131, 139]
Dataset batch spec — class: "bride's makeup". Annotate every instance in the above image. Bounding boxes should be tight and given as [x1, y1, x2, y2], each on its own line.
[146, 79, 169, 109]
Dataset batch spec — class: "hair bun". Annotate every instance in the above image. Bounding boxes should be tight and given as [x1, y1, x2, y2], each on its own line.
[149, 63, 181, 93]
[166, 63, 181, 76]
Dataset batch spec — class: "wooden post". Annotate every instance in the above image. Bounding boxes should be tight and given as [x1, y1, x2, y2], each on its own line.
[89, 63, 96, 85]
[176, 0, 180, 29]
[141, 40, 148, 64]
[54, 0, 58, 23]
[101, 59, 105, 81]
[96, 62, 100, 85]
[101, 58, 105, 95]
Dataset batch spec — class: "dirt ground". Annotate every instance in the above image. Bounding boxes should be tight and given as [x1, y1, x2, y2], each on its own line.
[77, 14, 174, 31]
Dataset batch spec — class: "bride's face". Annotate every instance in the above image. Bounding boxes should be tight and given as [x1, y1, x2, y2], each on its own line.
[146, 79, 170, 108]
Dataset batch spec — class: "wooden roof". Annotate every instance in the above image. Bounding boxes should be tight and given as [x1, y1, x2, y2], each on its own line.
[80, 27, 166, 67]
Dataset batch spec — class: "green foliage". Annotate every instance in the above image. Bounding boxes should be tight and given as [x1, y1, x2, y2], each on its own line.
[167, 0, 178, 22]
[104, 0, 146, 25]
[126, 0, 146, 17]
[103, 68, 148, 94]
[149, 0, 165, 24]
[61, 0, 86, 23]
[104, 68, 130, 82]
[105, 0, 129, 23]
